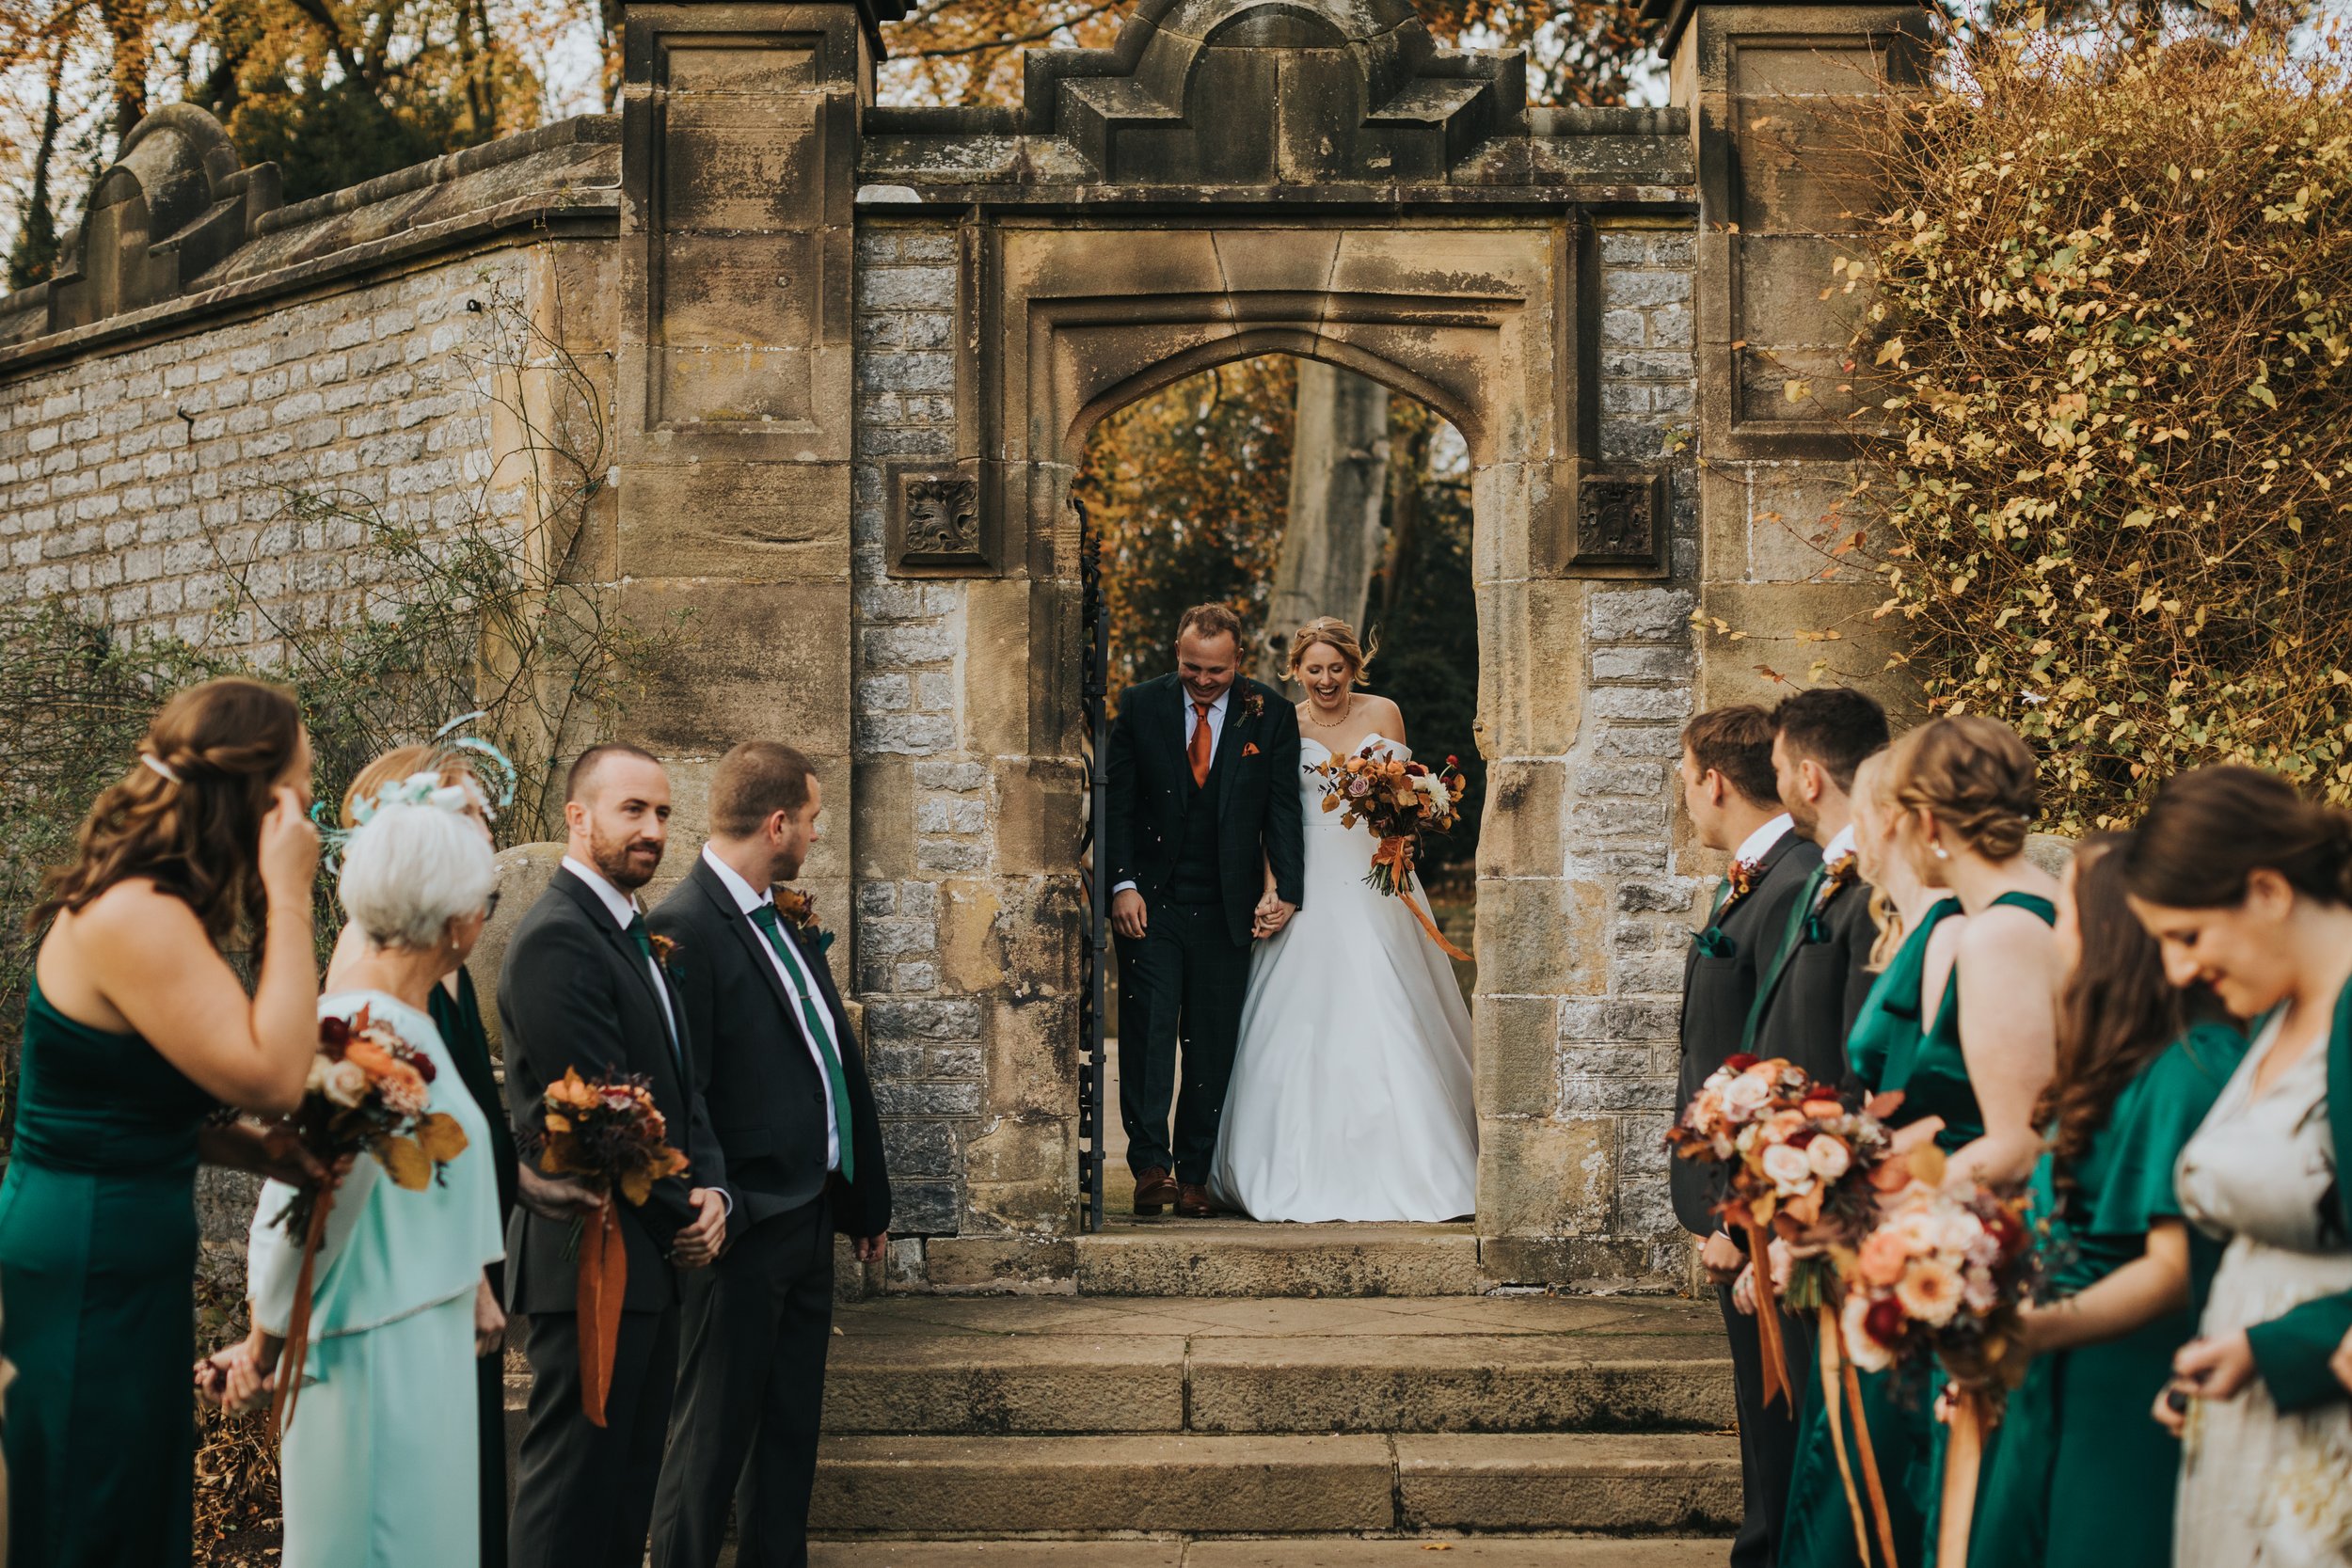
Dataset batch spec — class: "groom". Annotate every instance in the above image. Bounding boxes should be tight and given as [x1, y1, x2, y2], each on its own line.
[1105, 604, 1306, 1217]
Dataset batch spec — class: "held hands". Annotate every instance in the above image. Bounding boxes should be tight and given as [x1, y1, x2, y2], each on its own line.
[854, 1231, 888, 1265]
[1701, 1228, 1745, 1287]
[673, 1186, 727, 1268]
[195, 1326, 281, 1414]
[1251, 892, 1296, 941]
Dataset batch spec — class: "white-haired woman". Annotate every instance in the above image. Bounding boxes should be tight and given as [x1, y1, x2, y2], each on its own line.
[206, 791, 506, 1567]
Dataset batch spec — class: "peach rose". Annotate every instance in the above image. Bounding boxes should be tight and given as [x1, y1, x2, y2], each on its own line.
[1895, 1259, 1963, 1327]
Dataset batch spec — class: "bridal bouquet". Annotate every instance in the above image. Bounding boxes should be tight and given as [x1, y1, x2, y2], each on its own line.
[1310, 745, 1471, 959]
[1836, 1152, 2040, 1567]
[532, 1067, 691, 1426]
[267, 1006, 471, 1433]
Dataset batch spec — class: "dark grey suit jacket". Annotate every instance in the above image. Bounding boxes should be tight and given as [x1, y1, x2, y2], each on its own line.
[1671, 830, 1820, 1235]
[649, 858, 892, 1237]
[498, 866, 727, 1316]
[1104, 674, 1307, 947]
[1745, 863, 1881, 1093]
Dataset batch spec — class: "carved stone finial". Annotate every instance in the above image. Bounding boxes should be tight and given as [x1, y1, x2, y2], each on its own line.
[888, 466, 988, 573]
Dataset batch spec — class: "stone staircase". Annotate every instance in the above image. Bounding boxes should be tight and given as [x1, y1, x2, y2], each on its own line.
[802, 1242, 1740, 1565]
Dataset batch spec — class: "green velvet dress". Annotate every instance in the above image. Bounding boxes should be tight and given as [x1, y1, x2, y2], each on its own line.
[0, 978, 216, 1567]
[1962, 1021, 2244, 1568]
[1780, 898, 1964, 1568]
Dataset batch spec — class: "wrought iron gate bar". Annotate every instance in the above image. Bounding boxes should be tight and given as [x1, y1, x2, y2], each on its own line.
[1077, 499, 1109, 1233]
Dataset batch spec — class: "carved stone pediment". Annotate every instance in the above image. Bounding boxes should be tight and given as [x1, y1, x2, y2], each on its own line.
[1015, 0, 1527, 184]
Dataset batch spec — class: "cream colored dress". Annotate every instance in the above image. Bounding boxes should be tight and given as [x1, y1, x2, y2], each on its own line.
[2174, 1010, 2352, 1565]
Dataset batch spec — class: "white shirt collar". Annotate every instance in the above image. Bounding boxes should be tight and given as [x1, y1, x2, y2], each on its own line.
[701, 844, 771, 915]
[1821, 823, 1857, 863]
[1187, 687, 1230, 717]
[561, 855, 641, 930]
[1733, 813, 1794, 867]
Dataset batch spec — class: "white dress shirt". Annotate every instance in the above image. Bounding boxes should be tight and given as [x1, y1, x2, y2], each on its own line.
[702, 846, 842, 1173]
[1113, 685, 1232, 898]
[562, 854, 678, 1047]
[1734, 812, 1794, 868]
[1820, 822, 1857, 863]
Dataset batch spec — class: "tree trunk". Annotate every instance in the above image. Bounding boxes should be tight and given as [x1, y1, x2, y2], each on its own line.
[98, 0, 150, 142]
[1258, 360, 1391, 684]
[8, 27, 69, 291]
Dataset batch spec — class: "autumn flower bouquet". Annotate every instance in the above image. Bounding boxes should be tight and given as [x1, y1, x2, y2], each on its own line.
[267, 1006, 471, 1433]
[532, 1067, 690, 1425]
[1836, 1149, 2040, 1568]
[1310, 744, 1471, 959]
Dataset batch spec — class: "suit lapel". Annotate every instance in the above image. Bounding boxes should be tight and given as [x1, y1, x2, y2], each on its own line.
[558, 867, 677, 1056]
[696, 861, 797, 1031]
[1216, 684, 1251, 817]
[1155, 678, 1196, 817]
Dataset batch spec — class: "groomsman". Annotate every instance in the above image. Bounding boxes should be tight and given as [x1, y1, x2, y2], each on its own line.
[1743, 688, 1891, 1084]
[1676, 705, 1821, 1568]
[649, 743, 891, 1568]
[501, 745, 732, 1568]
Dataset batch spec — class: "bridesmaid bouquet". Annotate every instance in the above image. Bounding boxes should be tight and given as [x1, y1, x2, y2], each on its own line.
[1666, 1055, 1898, 1398]
[1310, 745, 1471, 959]
[267, 1007, 471, 1433]
[1835, 1153, 2041, 1568]
[532, 1067, 691, 1427]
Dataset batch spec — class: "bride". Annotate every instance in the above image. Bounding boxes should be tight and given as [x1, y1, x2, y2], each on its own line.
[1208, 616, 1479, 1223]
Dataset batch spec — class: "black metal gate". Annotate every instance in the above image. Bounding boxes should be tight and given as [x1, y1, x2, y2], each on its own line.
[1076, 499, 1109, 1233]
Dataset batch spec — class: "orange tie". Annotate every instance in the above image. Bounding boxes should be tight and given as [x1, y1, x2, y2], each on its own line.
[1189, 700, 1215, 786]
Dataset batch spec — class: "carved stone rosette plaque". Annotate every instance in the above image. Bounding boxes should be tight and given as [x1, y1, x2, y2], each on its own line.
[1572, 469, 1667, 569]
[886, 464, 989, 574]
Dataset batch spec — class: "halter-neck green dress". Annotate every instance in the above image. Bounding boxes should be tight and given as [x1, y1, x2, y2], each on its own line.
[1782, 896, 1992, 1568]
[1950, 1019, 2243, 1567]
[0, 977, 216, 1566]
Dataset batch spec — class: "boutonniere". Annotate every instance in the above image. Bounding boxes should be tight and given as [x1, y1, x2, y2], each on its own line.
[1242, 741, 1262, 758]
[1239, 689, 1265, 721]
[1804, 851, 1859, 942]
[1696, 857, 1763, 955]
[775, 887, 834, 954]
[647, 932, 679, 970]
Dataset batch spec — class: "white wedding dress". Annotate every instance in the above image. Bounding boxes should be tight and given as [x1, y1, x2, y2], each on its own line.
[1208, 734, 1480, 1222]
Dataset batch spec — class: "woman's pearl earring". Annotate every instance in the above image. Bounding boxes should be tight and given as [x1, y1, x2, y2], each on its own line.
[1931, 842, 1950, 861]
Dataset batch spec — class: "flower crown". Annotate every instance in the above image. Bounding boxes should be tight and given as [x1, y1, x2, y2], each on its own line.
[314, 712, 520, 870]
[352, 770, 478, 824]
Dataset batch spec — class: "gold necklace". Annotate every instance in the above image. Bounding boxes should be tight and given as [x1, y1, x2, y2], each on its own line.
[1306, 695, 1356, 729]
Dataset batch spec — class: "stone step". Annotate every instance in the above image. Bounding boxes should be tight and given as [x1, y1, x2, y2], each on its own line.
[823, 1294, 1733, 1436]
[809, 1433, 1740, 1536]
[809, 1538, 1732, 1566]
[1068, 1219, 1485, 1296]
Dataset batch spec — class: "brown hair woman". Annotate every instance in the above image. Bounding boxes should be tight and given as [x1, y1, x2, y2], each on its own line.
[0, 676, 322, 1566]
[2123, 766, 2352, 1562]
[1963, 835, 2243, 1566]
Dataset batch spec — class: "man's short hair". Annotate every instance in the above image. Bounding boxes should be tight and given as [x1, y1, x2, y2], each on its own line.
[709, 741, 817, 839]
[1681, 705, 1780, 809]
[1176, 603, 1245, 647]
[564, 742, 660, 804]
[1771, 688, 1891, 793]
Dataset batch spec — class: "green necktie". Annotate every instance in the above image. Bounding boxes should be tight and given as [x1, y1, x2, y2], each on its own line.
[749, 902, 856, 1182]
[1708, 875, 1735, 920]
[626, 912, 682, 1066]
[1742, 860, 1829, 1049]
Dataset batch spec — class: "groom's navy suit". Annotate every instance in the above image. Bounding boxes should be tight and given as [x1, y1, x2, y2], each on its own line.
[1105, 673, 1305, 1183]
[501, 862, 728, 1568]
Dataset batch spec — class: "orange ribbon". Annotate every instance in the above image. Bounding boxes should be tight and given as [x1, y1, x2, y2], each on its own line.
[577, 1203, 627, 1427]
[1816, 1302, 1901, 1567]
[269, 1177, 339, 1441]
[1936, 1388, 1988, 1568]
[1742, 1221, 1792, 1410]
[1375, 835, 1473, 962]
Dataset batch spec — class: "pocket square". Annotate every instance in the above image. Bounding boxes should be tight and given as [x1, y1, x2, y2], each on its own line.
[1242, 742, 1262, 757]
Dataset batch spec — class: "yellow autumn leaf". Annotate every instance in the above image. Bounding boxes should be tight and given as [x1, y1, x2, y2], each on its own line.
[1875, 338, 1905, 366]
[619, 1165, 656, 1207]
[1785, 380, 1812, 404]
[414, 1112, 471, 1164]
[378, 1134, 433, 1191]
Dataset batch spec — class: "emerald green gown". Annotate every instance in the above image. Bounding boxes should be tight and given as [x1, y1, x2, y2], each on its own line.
[0, 978, 216, 1567]
[1958, 1021, 2243, 1567]
[1780, 897, 1966, 1568]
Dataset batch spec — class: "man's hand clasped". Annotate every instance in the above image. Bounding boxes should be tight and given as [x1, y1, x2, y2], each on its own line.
[672, 1186, 728, 1268]
[1251, 891, 1295, 941]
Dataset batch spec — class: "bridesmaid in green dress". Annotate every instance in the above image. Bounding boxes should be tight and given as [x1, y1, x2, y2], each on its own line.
[1964, 835, 2243, 1567]
[1783, 717, 2064, 1568]
[0, 678, 323, 1567]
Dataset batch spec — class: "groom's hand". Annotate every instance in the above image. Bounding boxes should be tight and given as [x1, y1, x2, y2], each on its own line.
[1112, 889, 1149, 940]
[673, 1186, 727, 1268]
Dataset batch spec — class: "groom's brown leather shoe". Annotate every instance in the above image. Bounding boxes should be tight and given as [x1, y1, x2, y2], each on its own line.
[1176, 1182, 1214, 1218]
[1134, 1166, 1177, 1216]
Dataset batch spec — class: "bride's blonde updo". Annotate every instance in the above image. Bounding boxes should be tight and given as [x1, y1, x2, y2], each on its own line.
[1286, 616, 1376, 685]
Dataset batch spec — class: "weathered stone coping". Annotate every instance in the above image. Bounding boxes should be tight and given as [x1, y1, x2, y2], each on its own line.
[0, 117, 620, 382]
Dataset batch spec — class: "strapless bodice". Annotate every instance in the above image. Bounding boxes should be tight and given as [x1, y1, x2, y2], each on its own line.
[8, 977, 214, 1177]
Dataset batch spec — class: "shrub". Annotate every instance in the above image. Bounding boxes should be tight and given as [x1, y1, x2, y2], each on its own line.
[1837, 28, 2352, 830]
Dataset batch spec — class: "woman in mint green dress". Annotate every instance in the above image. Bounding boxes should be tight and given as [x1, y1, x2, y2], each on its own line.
[1963, 835, 2242, 1567]
[0, 679, 324, 1567]
[208, 795, 507, 1568]
[1782, 717, 2064, 1568]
